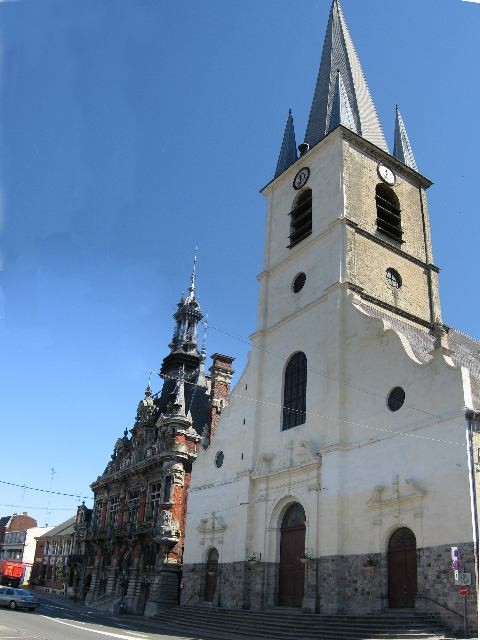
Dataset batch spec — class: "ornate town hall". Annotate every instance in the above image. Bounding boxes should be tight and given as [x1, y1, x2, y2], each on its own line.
[181, 0, 480, 631]
[83, 266, 234, 615]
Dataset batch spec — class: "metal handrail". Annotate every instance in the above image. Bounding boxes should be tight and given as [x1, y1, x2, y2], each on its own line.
[415, 593, 463, 619]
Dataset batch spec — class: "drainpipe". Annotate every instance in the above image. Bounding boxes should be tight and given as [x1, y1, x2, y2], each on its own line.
[465, 409, 479, 639]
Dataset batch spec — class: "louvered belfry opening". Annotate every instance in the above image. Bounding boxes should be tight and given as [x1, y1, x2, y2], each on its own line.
[282, 352, 307, 430]
[376, 184, 402, 242]
[289, 189, 312, 248]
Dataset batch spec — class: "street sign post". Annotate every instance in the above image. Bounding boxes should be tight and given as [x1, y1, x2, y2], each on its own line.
[455, 572, 471, 586]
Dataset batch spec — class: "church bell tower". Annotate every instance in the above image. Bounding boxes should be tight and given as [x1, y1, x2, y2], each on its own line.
[263, 0, 442, 336]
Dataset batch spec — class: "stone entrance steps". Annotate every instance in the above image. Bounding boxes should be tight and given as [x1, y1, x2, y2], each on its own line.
[153, 606, 456, 640]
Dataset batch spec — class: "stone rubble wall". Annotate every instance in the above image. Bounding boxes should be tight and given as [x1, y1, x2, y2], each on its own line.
[182, 543, 477, 635]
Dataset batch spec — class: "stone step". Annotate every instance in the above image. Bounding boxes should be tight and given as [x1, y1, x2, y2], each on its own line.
[178, 607, 440, 623]
[153, 617, 449, 640]
[151, 621, 452, 640]
[152, 607, 453, 640]
[162, 612, 444, 629]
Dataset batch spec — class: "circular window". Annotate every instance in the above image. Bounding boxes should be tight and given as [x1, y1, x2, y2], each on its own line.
[292, 273, 306, 293]
[387, 387, 405, 412]
[386, 268, 402, 289]
[215, 451, 224, 468]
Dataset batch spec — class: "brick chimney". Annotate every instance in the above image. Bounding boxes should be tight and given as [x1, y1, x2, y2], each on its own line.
[208, 353, 235, 443]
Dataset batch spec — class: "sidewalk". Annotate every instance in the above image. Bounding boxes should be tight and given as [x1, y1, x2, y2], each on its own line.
[29, 587, 170, 634]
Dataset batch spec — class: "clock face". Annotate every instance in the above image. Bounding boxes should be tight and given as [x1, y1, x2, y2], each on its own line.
[293, 167, 310, 190]
[377, 164, 395, 186]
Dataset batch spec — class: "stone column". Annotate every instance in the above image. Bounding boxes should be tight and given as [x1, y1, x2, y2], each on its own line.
[144, 564, 180, 616]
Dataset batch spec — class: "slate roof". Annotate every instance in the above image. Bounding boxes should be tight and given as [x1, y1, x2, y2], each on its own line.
[361, 303, 480, 410]
[36, 516, 76, 539]
[305, 0, 387, 151]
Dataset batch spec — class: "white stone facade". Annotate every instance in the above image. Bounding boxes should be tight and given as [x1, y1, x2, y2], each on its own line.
[181, 128, 478, 626]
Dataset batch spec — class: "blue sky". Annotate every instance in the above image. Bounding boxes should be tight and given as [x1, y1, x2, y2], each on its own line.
[0, 0, 479, 527]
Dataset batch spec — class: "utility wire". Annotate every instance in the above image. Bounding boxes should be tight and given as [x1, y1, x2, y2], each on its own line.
[154, 370, 465, 447]
[0, 503, 79, 511]
[0, 480, 92, 501]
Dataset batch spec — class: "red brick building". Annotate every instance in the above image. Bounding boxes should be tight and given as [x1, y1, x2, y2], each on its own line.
[82, 268, 233, 615]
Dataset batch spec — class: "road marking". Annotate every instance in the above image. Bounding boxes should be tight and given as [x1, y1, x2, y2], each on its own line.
[41, 616, 150, 639]
[114, 628, 149, 637]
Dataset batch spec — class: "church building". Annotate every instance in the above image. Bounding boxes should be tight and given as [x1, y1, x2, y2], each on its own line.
[181, 0, 480, 630]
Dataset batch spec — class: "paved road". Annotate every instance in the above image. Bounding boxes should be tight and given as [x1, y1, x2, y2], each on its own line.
[0, 601, 198, 640]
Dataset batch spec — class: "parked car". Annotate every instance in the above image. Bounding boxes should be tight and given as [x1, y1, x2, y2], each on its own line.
[0, 587, 40, 611]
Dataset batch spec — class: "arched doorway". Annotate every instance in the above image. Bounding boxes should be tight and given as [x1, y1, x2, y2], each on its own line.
[204, 548, 219, 602]
[279, 503, 306, 607]
[388, 527, 417, 608]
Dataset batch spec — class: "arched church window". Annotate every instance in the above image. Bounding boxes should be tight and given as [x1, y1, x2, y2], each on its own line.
[289, 190, 312, 248]
[163, 476, 173, 503]
[376, 184, 402, 243]
[282, 352, 307, 430]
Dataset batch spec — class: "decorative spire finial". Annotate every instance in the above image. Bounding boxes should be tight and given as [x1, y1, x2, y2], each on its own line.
[393, 105, 418, 171]
[304, 0, 387, 151]
[189, 247, 198, 299]
[145, 370, 152, 397]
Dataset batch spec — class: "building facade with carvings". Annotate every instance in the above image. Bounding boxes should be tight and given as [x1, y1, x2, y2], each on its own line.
[82, 269, 234, 616]
[181, 0, 480, 632]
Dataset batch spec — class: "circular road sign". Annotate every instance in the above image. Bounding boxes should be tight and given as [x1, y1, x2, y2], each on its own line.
[458, 586, 469, 597]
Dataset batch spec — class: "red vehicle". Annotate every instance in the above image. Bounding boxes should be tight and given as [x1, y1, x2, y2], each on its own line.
[0, 560, 24, 587]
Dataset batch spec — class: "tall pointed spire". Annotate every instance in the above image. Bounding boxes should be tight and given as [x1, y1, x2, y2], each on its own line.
[274, 109, 298, 178]
[393, 105, 418, 171]
[305, 0, 387, 152]
[327, 70, 356, 134]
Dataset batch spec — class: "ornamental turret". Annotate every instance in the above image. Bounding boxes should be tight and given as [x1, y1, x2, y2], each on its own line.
[161, 254, 203, 380]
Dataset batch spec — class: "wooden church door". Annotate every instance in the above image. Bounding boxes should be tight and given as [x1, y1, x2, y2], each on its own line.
[278, 503, 306, 607]
[388, 527, 417, 608]
[204, 548, 219, 602]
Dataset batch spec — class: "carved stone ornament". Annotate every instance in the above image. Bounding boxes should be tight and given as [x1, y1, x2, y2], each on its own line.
[135, 392, 158, 427]
[154, 510, 180, 542]
[368, 476, 426, 511]
[251, 453, 274, 479]
[212, 397, 228, 414]
[197, 512, 227, 536]
[165, 463, 185, 486]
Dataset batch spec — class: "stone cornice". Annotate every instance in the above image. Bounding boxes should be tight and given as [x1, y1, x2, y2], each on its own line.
[91, 450, 194, 491]
[340, 126, 433, 189]
[257, 218, 343, 282]
[261, 125, 432, 195]
[346, 219, 440, 273]
[347, 283, 433, 330]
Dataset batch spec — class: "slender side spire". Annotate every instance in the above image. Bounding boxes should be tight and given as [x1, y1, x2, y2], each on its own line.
[274, 109, 298, 178]
[187, 247, 197, 302]
[393, 105, 418, 171]
[327, 70, 356, 134]
[305, 0, 387, 152]
[197, 317, 208, 387]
